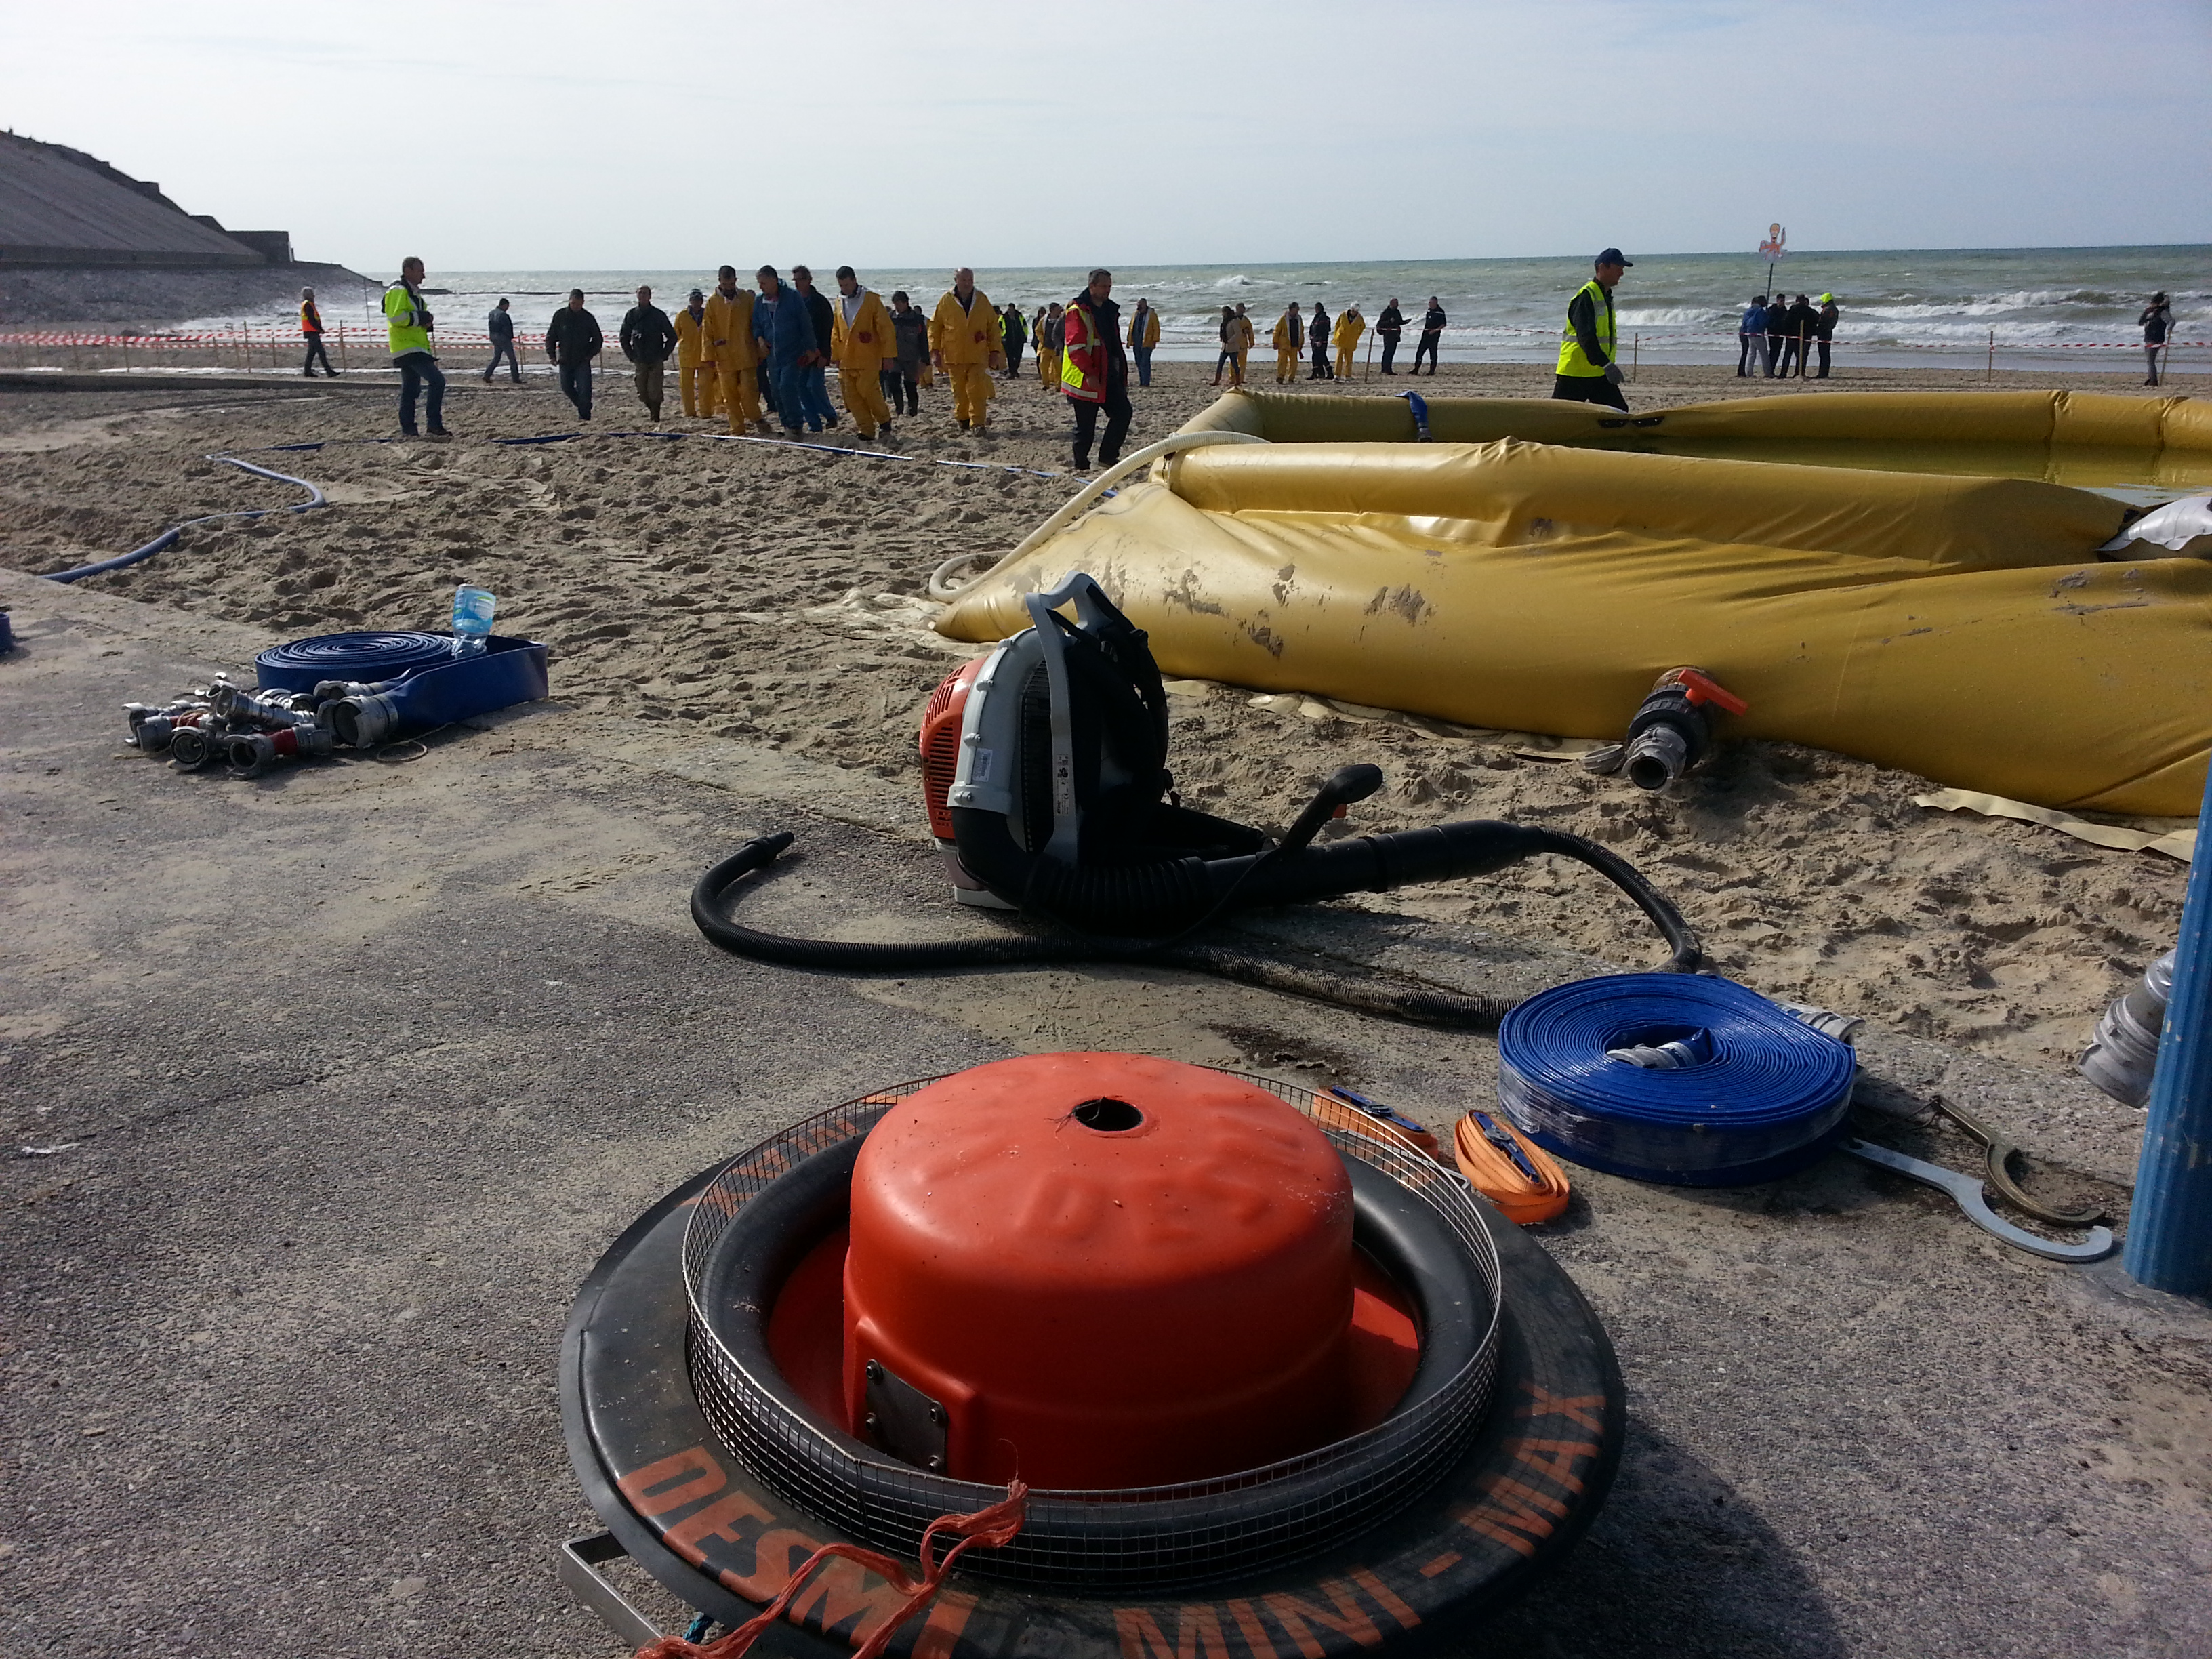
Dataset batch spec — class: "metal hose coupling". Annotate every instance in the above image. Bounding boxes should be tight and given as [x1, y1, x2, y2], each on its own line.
[167, 723, 229, 772]
[2080, 949, 2174, 1106]
[328, 691, 403, 749]
[125, 698, 211, 751]
[207, 678, 317, 729]
[226, 724, 337, 778]
[313, 677, 403, 701]
[1617, 667, 1749, 792]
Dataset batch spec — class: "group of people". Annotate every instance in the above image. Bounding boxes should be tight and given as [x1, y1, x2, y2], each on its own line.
[380, 258, 1141, 468]
[1736, 292, 1841, 379]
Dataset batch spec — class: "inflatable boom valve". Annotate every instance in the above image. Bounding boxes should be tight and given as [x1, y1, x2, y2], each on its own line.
[1619, 667, 1748, 792]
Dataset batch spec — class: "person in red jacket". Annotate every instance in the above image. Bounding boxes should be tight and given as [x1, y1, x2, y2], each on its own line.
[1061, 268, 1132, 471]
[299, 287, 335, 377]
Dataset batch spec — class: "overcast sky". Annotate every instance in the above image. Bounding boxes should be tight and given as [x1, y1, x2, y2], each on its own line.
[3, 0, 2207, 274]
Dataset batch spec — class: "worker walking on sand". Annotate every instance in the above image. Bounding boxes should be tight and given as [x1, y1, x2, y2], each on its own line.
[930, 270, 1005, 430]
[1229, 303, 1254, 388]
[299, 287, 335, 377]
[1309, 302, 1332, 379]
[888, 291, 928, 417]
[831, 267, 897, 441]
[1000, 303, 1027, 380]
[1332, 304, 1365, 380]
[1128, 298, 1159, 387]
[384, 256, 449, 440]
[483, 297, 521, 384]
[1551, 249, 1631, 411]
[619, 285, 678, 423]
[791, 266, 840, 432]
[705, 266, 762, 432]
[1062, 268, 1132, 472]
[1271, 301, 1303, 383]
[545, 289, 602, 421]
[752, 266, 819, 434]
[672, 289, 718, 419]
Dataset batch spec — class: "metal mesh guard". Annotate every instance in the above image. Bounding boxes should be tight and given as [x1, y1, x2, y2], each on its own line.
[680, 1068, 1503, 1589]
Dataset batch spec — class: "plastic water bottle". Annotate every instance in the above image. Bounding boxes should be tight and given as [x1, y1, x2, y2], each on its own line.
[451, 585, 495, 657]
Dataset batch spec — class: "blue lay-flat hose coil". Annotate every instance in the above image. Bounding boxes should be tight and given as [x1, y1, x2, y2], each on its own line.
[253, 630, 550, 741]
[1497, 973, 1857, 1187]
[254, 630, 462, 688]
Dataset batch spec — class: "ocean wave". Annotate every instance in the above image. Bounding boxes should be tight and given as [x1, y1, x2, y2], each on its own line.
[1212, 274, 1257, 289]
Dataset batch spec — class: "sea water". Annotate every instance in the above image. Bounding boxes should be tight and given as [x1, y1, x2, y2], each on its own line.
[211, 245, 2205, 373]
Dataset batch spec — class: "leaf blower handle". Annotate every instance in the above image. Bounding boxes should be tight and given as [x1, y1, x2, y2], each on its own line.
[1275, 764, 1385, 857]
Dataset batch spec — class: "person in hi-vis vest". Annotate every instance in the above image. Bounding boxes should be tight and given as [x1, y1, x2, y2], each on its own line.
[930, 268, 1006, 430]
[1552, 248, 1631, 411]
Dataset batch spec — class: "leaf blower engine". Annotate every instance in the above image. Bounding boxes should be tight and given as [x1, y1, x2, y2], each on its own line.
[695, 573, 1702, 979]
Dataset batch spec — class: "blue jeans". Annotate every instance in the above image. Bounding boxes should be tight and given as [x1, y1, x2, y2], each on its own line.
[799, 363, 836, 430]
[396, 351, 445, 434]
[1134, 346, 1153, 387]
[483, 338, 519, 382]
[559, 359, 593, 417]
[766, 358, 805, 431]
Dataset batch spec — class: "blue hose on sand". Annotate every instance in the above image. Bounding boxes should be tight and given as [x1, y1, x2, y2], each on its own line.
[1498, 972, 1857, 1186]
[42, 456, 327, 583]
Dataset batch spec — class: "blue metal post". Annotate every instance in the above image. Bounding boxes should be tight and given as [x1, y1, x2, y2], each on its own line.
[2124, 760, 2212, 1296]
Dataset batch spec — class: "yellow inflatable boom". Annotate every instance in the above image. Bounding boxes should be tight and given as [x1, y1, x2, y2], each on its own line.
[936, 391, 2212, 815]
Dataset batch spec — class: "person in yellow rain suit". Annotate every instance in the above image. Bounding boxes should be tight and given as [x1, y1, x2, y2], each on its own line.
[930, 268, 1006, 430]
[1332, 304, 1366, 379]
[1271, 302, 1304, 384]
[1229, 303, 1254, 388]
[830, 266, 897, 440]
[672, 288, 721, 419]
[704, 265, 762, 432]
[1037, 302, 1065, 390]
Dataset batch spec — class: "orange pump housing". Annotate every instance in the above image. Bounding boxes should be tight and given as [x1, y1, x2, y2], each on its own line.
[842, 1053, 1357, 1488]
[918, 654, 987, 841]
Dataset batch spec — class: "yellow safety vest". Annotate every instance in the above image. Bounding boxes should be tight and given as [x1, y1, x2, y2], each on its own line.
[1555, 279, 1614, 377]
[384, 282, 430, 356]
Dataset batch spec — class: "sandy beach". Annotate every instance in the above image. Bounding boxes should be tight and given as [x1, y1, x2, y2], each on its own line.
[3, 359, 2201, 1073]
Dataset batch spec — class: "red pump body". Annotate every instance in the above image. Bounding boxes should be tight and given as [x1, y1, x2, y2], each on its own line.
[919, 655, 987, 842]
[842, 1053, 1357, 1488]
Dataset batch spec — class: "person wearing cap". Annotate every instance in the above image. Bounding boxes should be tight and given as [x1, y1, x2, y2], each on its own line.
[1814, 293, 1839, 379]
[1553, 249, 1631, 410]
[672, 289, 718, 419]
[2141, 293, 2173, 386]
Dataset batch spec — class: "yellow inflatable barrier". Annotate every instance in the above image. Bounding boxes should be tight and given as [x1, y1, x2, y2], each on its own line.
[935, 392, 2212, 815]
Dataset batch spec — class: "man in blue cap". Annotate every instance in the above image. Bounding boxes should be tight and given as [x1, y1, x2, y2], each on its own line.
[1552, 248, 1631, 411]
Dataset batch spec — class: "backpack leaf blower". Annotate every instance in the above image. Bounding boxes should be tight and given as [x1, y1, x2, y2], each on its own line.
[692, 574, 1702, 1023]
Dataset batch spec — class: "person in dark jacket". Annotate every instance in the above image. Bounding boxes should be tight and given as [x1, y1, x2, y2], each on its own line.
[1375, 300, 1405, 373]
[1412, 297, 1446, 375]
[483, 297, 520, 384]
[2142, 292, 2173, 386]
[544, 289, 602, 419]
[751, 266, 817, 434]
[888, 291, 928, 417]
[1763, 294, 1789, 379]
[619, 284, 679, 422]
[1000, 304, 1027, 378]
[1814, 292, 1839, 378]
[1309, 302, 1332, 378]
[1772, 294, 1809, 377]
[1737, 295, 1766, 377]
[790, 265, 839, 430]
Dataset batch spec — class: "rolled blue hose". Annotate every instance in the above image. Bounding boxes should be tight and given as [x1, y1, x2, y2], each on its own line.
[1497, 973, 1856, 1186]
[254, 630, 459, 691]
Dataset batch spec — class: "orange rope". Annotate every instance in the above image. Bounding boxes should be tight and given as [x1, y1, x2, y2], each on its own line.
[636, 1482, 1029, 1659]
